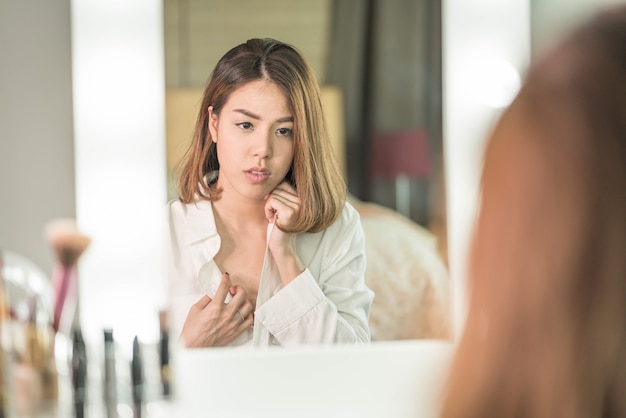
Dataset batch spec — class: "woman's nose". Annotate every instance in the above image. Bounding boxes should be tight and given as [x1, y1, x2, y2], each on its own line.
[252, 130, 273, 158]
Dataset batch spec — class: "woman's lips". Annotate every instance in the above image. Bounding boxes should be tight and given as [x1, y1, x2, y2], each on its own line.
[245, 169, 270, 184]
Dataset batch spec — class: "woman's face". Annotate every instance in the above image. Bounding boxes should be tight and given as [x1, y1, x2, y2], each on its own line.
[209, 79, 295, 201]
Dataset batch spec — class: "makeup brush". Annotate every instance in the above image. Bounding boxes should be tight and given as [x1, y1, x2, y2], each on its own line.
[0, 251, 8, 417]
[44, 218, 91, 336]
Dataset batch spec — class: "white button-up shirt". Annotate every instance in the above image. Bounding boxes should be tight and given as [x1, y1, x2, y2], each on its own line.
[167, 199, 374, 347]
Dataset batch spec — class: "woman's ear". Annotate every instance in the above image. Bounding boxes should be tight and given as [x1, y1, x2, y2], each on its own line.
[208, 106, 218, 143]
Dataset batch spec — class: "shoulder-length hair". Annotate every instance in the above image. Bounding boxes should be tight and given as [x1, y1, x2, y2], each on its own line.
[176, 38, 346, 233]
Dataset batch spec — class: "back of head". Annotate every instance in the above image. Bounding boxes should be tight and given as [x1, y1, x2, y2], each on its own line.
[440, 6, 626, 418]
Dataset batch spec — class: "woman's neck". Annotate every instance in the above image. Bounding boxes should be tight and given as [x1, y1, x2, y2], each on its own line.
[211, 191, 268, 234]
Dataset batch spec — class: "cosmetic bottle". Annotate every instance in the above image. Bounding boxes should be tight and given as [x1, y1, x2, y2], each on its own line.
[103, 328, 117, 418]
[72, 327, 87, 418]
[131, 335, 144, 418]
[158, 311, 171, 398]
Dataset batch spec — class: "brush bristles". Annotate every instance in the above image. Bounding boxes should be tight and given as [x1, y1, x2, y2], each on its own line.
[45, 219, 91, 268]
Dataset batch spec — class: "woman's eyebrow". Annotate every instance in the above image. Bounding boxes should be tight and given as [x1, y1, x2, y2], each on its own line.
[234, 109, 260, 120]
[234, 109, 293, 123]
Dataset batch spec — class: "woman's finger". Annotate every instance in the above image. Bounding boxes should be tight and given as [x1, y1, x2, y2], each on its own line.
[264, 200, 280, 223]
[213, 272, 232, 303]
[193, 295, 212, 311]
[228, 285, 247, 305]
[265, 196, 298, 224]
[237, 300, 254, 319]
[269, 184, 299, 204]
[226, 286, 254, 325]
[268, 194, 298, 211]
[235, 306, 254, 327]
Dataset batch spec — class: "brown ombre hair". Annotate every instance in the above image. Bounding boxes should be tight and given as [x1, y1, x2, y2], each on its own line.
[440, 6, 626, 418]
[176, 38, 346, 233]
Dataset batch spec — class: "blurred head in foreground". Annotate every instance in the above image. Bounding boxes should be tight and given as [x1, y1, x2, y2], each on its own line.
[441, 6, 626, 418]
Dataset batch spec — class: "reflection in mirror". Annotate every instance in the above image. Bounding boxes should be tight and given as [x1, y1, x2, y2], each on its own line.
[163, 0, 450, 343]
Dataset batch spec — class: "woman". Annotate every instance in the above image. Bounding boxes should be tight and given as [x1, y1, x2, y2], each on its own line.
[167, 38, 373, 348]
[440, 6, 626, 418]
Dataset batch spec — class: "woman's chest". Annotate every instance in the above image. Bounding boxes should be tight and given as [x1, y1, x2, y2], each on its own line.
[213, 238, 266, 306]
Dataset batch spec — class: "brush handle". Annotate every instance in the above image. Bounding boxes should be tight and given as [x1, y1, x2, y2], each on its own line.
[52, 264, 74, 333]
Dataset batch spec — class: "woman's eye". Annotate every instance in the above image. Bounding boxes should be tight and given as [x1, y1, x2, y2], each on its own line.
[276, 127, 293, 137]
[236, 122, 253, 130]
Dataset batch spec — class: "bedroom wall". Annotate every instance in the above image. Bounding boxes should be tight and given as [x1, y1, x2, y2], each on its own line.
[163, 0, 331, 88]
[0, 0, 75, 273]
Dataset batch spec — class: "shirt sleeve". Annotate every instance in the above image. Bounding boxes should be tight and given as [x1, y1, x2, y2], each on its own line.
[254, 203, 374, 346]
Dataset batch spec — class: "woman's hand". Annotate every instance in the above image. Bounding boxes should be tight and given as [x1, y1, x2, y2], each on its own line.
[179, 273, 254, 348]
[264, 181, 300, 251]
[264, 181, 306, 285]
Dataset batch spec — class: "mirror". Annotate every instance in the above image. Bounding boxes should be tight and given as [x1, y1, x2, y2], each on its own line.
[4, 1, 611, 413]
[163, 0, 451, 342]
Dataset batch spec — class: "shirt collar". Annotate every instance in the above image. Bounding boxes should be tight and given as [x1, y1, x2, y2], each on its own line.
[183, 199, 221, 276]
[183, 199, 219, 245]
